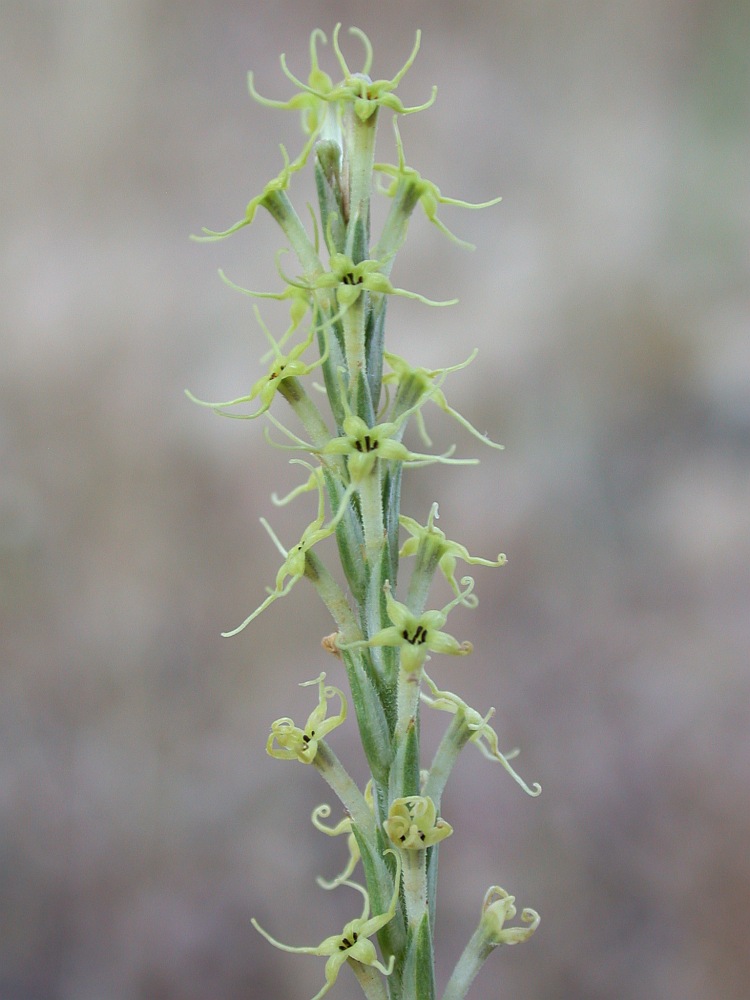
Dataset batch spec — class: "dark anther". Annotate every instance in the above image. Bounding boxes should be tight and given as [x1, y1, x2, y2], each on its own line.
[419, 831, 426, 841]
[402, 625, 428, 645]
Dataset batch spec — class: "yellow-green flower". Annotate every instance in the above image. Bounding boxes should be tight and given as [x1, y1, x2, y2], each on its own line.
[222, 466, 351, 637]
[266, 673, 347, 764]
[311, 779, 373, 887]
[375, 118, 501, 249]
[421, 671, 541, 796]
[251, 25, 435, 126]
[384, 795, 452, 849]
[399, 502, 507, 603]
[384, 351, 505, 450]
[339, 579, 474, 674]
[252, 849, 402, 1000]
[480, 886, 540, 945]
[193, 129, 319, 242]
[185, 308, 326, 420]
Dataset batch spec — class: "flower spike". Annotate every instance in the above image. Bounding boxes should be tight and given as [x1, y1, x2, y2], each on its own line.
[421, 671, 541, 796]
[267, 672, 347, 765]
[251, 849, 402, 1000]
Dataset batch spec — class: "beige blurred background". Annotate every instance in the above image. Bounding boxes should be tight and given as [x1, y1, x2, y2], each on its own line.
[2, 1, 749, 998]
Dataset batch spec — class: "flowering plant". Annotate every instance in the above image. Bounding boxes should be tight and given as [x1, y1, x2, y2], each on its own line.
[191, 25, 539, 1000]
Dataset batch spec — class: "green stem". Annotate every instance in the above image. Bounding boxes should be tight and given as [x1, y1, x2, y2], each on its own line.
[401, 849, 428, 929]
[349, 959, 392, 1000]
[423, 714, 471, 810]
[440, 924, 492, 1000]
[343, 106, 378, 260]
[277, 377, 332, 448]
[396, 666, 421, 744]
[303, 551, 362, 642]
[314, 740, 376, 840]
[342, 293, 367, 390]
[262, 189, 323, 279]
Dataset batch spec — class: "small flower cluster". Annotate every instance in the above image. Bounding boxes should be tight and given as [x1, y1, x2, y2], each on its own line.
[192, 25, 539, 1000]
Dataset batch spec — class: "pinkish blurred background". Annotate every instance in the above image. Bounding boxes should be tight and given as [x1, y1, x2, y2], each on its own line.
[2, 1, 749, 998]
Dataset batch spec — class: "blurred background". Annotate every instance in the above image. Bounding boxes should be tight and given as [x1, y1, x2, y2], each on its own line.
[2, 1, 749, 998]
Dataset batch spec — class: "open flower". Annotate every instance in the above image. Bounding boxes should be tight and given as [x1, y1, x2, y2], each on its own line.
[185, 308, 327, 420]
[384, 350, 504, 450]
[251, 24, 435, 127]
[421, 672, 541, 796]
[384, 795, 452, 849]
[399, 502, 506, 602]
[193, 130, 319, 242]
[281, 251, 458, 310]
[375, 118, 501, 249]
[223, 466, 352, 636]
[248, 27, 337, 135]
[252, 850, 402, 1000]
[339, 579, 474, 674]
[479, 886, 540, 946]
[267, 672, 347, 764]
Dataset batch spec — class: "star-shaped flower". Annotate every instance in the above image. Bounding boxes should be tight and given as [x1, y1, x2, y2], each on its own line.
[267, 672, 347, 765]
[399, 502, 506, 602]
[250, 25, 436, 126]
[384, 795, 453, 850]
[193, 129, 318, 242]
[252, 850, 402, 1000]
[222, 466, 352, 637]
[185, 308, 326, 420]
[384, 351, 504, 450]
[375, 118, 501, 249]
[339, 579, 474, 674]
[421, 671, 541, 796]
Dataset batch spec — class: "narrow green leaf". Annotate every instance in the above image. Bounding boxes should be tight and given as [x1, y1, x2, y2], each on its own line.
[351, 824, 406, 962]
[403, 913, 435, 1000]
[389, 716, 420, 801]
[342, 650, 392, 785]
[365, 296, 387, 411]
